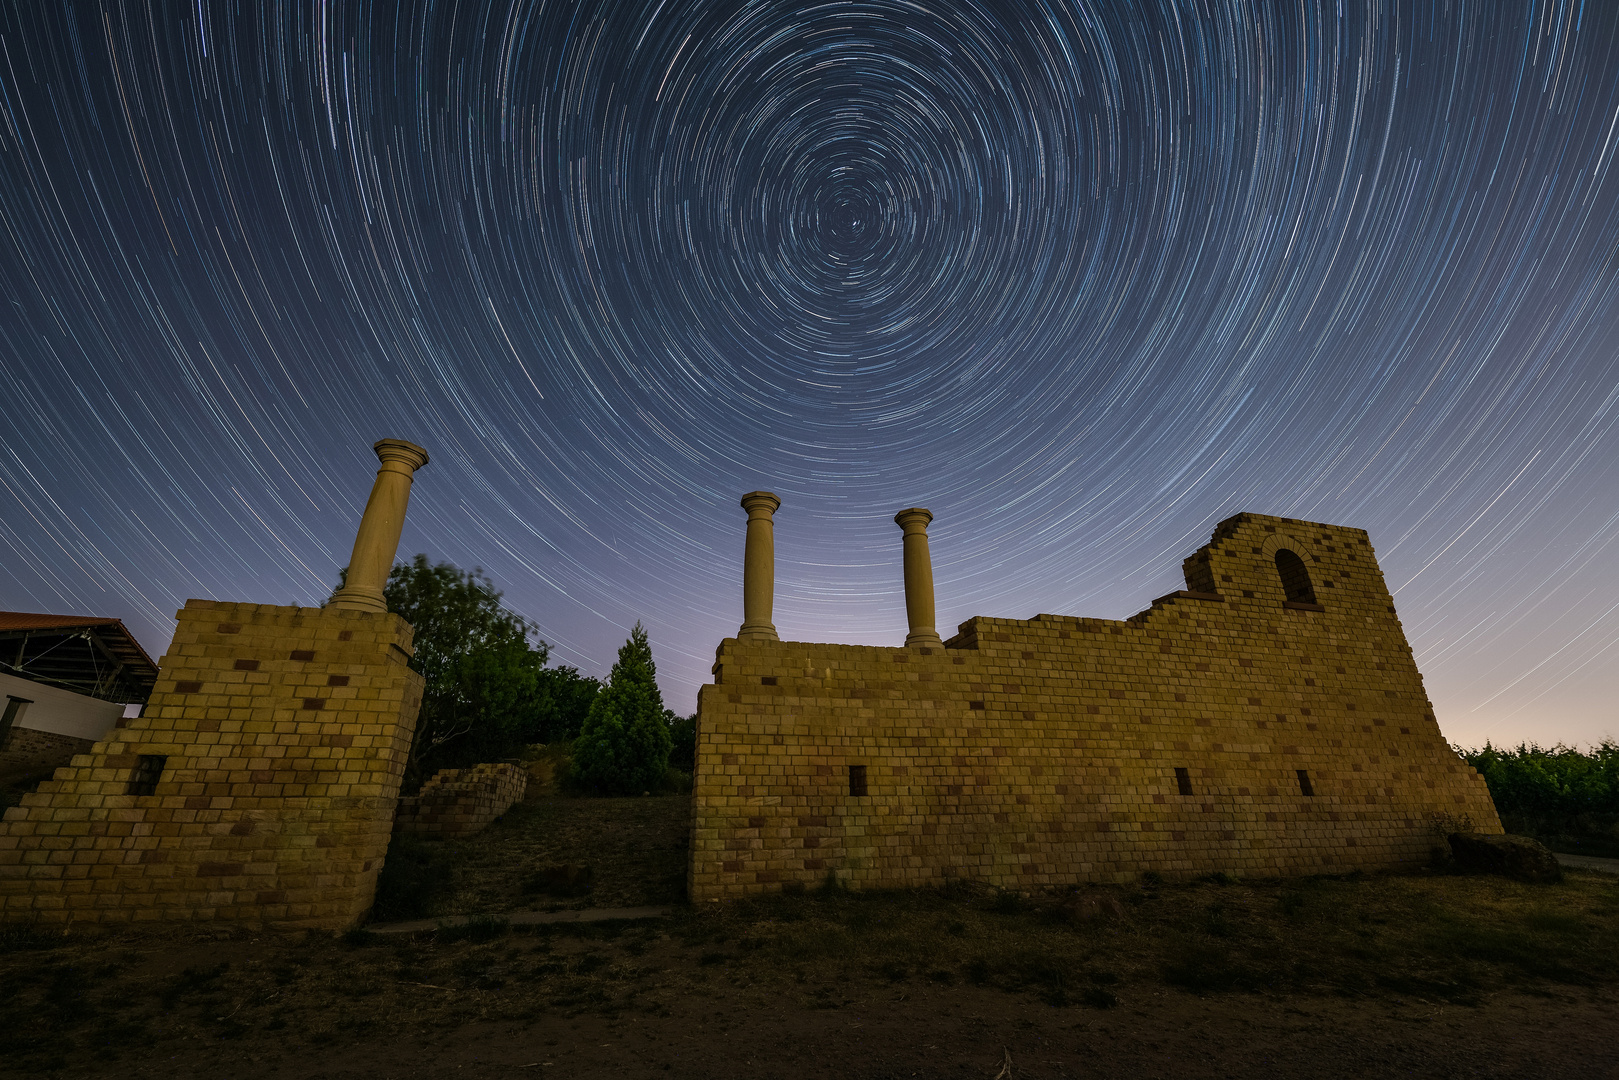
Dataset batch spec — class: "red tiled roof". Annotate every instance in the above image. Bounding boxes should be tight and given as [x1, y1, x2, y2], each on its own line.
[0, 611, 123, 632]
[0, 611, 160, 700]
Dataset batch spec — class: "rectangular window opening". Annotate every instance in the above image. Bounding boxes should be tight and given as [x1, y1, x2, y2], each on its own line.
[128, 754, 168, 797]
[848, 764, 868, 798]
[1174, 767, 1193, 796]
[1297, 769, 1315, 797]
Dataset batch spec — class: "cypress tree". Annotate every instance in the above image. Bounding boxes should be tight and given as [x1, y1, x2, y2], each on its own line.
[570, 623, 672, 794]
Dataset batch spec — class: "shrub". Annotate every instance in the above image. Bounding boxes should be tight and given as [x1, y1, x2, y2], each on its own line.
[1457, 740, 1619, 856]
[1458, 740, 1619, 818]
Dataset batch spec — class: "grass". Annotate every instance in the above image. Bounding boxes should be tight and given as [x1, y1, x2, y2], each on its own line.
[1, 791, 1616, 1075]
[370, 793, 690, 920]
[664, 868, 1618, 1006]
[0, 875, 1613, 1073]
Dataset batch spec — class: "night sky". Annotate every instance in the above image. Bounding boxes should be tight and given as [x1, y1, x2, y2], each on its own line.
[1, 1, 1616, 748]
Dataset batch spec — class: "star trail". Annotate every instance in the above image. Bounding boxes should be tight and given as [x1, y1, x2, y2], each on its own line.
[0, 1, 1616, 747]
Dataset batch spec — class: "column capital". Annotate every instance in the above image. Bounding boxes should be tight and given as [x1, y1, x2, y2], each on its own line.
[894, 507, 934, 531]
[741, 490, 781, 516]
[374, 438, 430, 471]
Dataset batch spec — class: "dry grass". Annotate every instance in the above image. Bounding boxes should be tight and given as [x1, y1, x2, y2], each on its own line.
[2, 793, 1616, 1077]
[673, 866, 1618, 1008]
[373, 793, 690, 920]
[436, 794, 691, 913]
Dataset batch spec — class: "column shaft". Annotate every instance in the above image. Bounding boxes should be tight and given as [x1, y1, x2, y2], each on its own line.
[894, 507, 943, 648]
[329, 439, 431, 613]
[738, 491, 781, 641]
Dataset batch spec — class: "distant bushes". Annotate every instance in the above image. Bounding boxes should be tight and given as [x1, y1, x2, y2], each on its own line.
[666, 711, 697, 773]
[1457, 740, 1619, 856]
[334, 555, 601, 791]
[1459, 741, 1619, 817]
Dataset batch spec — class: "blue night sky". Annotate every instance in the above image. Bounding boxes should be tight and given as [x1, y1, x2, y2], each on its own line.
[0, 1, 1615, 748]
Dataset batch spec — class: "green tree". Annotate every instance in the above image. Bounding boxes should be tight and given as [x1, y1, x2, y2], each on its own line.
[570, 622, 672, 794]
[331, 555, 597, 786]
[539, 663, 602, 741]
[666, 709, 697, 773]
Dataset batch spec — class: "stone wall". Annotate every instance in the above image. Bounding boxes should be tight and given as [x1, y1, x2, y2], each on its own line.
[0, 727, 96, 788]
[690, 513, 1502, 901]
[0, 600, 423, 929]
[393, 762, 527, 839]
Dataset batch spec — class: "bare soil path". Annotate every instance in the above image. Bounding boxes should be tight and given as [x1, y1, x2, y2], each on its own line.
[1556, 852, 1619, 875]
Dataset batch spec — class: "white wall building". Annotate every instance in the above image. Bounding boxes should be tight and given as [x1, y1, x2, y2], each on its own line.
[0, 612, 158, 788]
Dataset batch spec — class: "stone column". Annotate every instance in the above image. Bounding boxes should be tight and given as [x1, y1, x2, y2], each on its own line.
[328, 439, 431, 613]
[738, 491, 782, 641]
[894, 507, 943, 647]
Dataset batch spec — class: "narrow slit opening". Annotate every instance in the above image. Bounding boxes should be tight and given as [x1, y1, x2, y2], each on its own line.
[1174, 767, 1193, 796]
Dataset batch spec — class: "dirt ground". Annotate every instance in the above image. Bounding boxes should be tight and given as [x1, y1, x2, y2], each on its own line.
[3, 793, 1617, 1079]
[386, 791, 692, 917]
[20, 977, 1619, 1079]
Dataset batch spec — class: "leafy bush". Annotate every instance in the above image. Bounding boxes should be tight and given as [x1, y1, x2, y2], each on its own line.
[1458, 741, 1619, 817]
[569, 623, 673, 795]
[1458, 740, 1619, 856]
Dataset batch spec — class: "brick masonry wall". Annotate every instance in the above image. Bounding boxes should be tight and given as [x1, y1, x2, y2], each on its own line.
[1, 727, 96, 786]
[690, 513, 1503, 901]
[0, 600, 424, 929]
[394, 762, 527, 839]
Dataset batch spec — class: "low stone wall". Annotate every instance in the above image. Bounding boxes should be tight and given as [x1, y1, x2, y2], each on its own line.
[394, 763, 527, 839]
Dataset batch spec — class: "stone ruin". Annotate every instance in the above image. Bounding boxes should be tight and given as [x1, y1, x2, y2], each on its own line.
[394, 762, 527, 839]
[0, 446, 1511, 923]
[689, 496, 1504, 900]
[0, 441, 431, 929]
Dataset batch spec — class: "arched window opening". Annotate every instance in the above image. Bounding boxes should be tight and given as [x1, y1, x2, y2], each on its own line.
[1274, 549, 1316, 604]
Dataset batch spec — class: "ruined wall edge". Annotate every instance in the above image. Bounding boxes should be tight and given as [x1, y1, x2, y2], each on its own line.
[689, 514, 1501, 900]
